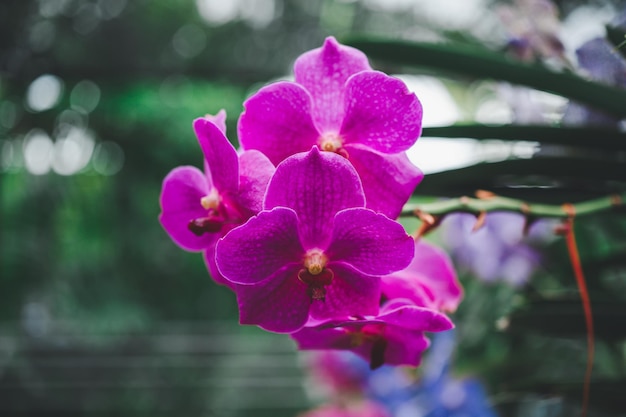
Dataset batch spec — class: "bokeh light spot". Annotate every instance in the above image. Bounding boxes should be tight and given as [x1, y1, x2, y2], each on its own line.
[23, 129, 54, 175]
[26, 74, 63, 112]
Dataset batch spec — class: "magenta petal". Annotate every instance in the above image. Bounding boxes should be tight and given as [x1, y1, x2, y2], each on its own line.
[346, 145, 423, 219]
[291, 326, 352, 350]
[215, 207, 303, 285]
[203, 248, 234, 289]
[238, 81, 320, 165]
[159, 166, 218, 251]
[310, 262, 380, 320]
[264, 148, 365, 249]
[204, 109, 227, 134]
[235, 267, 310, 333]
[383, 327, 430, 367]
[235, 150, 275, 215]
[377, 304, 454, 333]
[384, 240, 463, 312]
[193, 118, 239, 194]
[294, 36, 371, 132]
[340, 71, 422, 153]
[326, 208, 414, 276]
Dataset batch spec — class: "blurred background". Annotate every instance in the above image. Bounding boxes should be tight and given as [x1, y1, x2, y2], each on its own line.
[1, 0, 626, 416]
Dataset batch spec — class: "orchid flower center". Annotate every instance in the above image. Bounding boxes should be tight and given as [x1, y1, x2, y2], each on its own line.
[318, 132, 349, 159]
[188, 188, 224, 236]
[298, 249, 334, 301]
[200, 188, 221, 210]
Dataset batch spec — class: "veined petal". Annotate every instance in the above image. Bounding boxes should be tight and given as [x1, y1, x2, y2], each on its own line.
[235, 267, 310, 333]
[294, 36, 371, 132]
[346, 145, 423, 219]
[340, 71, 422, 153]
[235, 150, 275, 215]
[159, 166, 218, 251]
[238, 81, 320, 165]
[264, 148, 365, 249]
[193, 117, 239, 194]
[310, 262, 380, 320]
[326, 208, 414, 276]
[383, 240, 463, 312]
[215, 207, 304, 285]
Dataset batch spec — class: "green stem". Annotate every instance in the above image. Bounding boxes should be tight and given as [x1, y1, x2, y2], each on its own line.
[401, 193, 626, 219]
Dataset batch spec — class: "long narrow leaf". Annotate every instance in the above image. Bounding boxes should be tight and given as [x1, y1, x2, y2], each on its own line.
[345, 37, 626, 118]
[422, 125, 626, 151]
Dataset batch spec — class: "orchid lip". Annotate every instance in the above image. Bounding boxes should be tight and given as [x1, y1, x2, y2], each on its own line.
[188, 213, 224, 235]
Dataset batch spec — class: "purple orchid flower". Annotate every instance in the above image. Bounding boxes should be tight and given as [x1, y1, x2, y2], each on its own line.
[292, 298, 453, 369]
[215, 147, 415, 333]
[382, 239, 463, 313]
[238, 36, 423, 219]
[300, 401, 391, 417]
[159, 111, 275, 285]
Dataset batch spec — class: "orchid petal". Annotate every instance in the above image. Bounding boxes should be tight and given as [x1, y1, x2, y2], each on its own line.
[291, 326, 353, 350]
[346, 145, 423, 219]
[383, 240, 463, 312]
[235, 267, 310, 333]
[235, 150, 275, 215]
[382, 327, 430, 367]
[264, 148, 365, 249]
[204, 109, 227, 134]
[203, 248, 234, 288]
[340, 71, 422, 153]
[310, 262, 380, 320]
[159, 166, 218, 251]
[326, 208, 414, 276]
[294, 36, 371, 132]
[215, 208, 303, 285]
[193, 117, 239, 194]
[238, 81, 320, 165]
[377, 304, 454, 333]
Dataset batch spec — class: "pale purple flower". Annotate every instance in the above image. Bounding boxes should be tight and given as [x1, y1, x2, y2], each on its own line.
[215, 147, 415, 333]
[382, 239, 463, 313]
[238, 36, 423, 219]
[159, 111, 275, 285]
[292, 298, 453, 369]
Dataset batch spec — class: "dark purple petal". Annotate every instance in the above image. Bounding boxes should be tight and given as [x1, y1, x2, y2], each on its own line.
[377, 303, 454, 333]
[264, 148, 365, 249]
[193, 117, 239, 194]
[238, 81, 320, 165]
[234, 150, 275, 215]
[159, 166, 218, 251]
[309, 262, 380, 321]
[340, 71, 422, 153]
[204, 109, 227, 134]
[215, 207, 304, 285]
[382, 327, 430, 367]
[234, 266, 310, 333]
[326, 208, 414, 276]
[346, 145, 423, 219]
[294, 36, 371, 132]
[291, 326, 353, 350]
[382, 240, 463, 312]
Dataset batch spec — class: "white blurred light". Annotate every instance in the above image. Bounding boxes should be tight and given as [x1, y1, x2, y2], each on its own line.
[398, 75, 460, 127]
[196, 0, 240, 25]
[409, 138, 479, 174]
[26, 74, 63, 112]
[239, 0, 275, 28]
[23, 129, 54, 175]
[52, 126, 95, 175]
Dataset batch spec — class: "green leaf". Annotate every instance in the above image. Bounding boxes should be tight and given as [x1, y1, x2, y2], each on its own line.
[345, 37, 626, 118]
[415, 158, 626, 202]
[422, 125, 626, 151]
